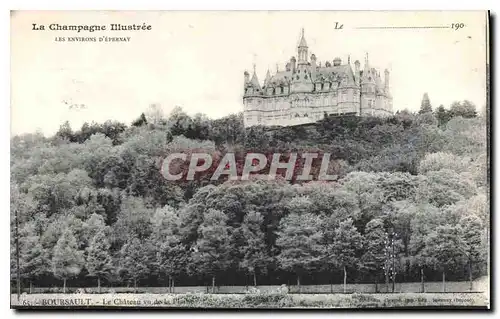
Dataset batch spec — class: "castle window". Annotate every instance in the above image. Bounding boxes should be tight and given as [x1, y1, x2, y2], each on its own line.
[298, 69, 301, 73]
[305, 75, 308, 80]
[296, 75, 300, 80]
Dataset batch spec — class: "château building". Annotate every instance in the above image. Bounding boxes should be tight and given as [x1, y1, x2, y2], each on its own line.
[243, 29, 393, 127]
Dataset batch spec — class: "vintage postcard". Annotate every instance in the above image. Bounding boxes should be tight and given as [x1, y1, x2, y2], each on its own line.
[10, 11, 490, 309]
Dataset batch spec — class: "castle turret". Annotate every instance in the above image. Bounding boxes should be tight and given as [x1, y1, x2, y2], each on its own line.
[363, 53, 370, 76]
[311, 54, 317, 69]
[290, 56, 296, 72]
[244, 71, 249, 85]
[384, 69, 390, 90]
[354, 60, 360, 84]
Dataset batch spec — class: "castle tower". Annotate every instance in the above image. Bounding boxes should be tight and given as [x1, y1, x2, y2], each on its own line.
[361, 53, 376, 115]
[297, 28, 308, 65]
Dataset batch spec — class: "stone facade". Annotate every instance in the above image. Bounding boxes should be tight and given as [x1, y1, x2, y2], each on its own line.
[243, 29, 393, 127]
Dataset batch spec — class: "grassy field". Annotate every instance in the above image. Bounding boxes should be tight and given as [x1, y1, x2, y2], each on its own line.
[11, 291, 489, 309]
[17, 277, 489, 294]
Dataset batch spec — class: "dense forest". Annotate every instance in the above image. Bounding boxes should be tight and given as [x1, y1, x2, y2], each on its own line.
[10, 98, 489, 292]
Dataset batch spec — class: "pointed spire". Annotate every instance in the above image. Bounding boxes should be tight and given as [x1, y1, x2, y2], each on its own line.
[250, 64, 261, 89]
[264, 69, 271, 86]
[348, 55, 351, 64]
[298, 28, 308, 47]
[364, 52, 370, 73]
[276, 63, 279, 73]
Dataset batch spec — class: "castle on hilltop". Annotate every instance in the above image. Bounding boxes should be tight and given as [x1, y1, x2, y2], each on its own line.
[243, 29, 393, 127]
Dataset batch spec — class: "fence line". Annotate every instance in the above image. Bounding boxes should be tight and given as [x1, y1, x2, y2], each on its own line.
[15, 277, 488, 294]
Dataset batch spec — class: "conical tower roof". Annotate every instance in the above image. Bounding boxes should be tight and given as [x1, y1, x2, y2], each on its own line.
[250, 65, 261, 89]
[264, 69, 271, 86]
[298, 28, 308, 47]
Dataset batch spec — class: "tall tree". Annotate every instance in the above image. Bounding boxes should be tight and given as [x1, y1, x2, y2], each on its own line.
[449, 100, 477, 118]
[86, 228, 113, 293]
[422, 224, 466, 292]
[419, 93, 433, 114]
[151, 205, 187, 293]
[276, 212, 323, 292]
[52, 229, 84, 293]
[192, 209, 232, 293]
[459, 215, 484, 291]
[19, 228, 49, 293]
[360, 218, 386, 292]
[239, 211, 269, 287]
[118, 237, 150, 291]
[328, 218, 363, 293]
[435, 105, 450, 126]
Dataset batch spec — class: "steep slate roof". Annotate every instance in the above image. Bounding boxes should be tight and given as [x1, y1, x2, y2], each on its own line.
[269, 71, 293, 86]
[311, 64, 356, 84]
[264, 63, 356, 88]
[250, 71, 261, 88]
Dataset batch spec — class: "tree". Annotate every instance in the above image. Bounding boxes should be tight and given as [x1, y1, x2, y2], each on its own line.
[192, 209, 232, 293]
[449, 100, 477, 118]
[151, 205, 187, 293]
[276, 212, 323, 292]
[56, 121, 75, 142]
[435, 105, 451, 126]
[118, 237, 150, 291]
[145, 103, 166, 125]
[52, 229, 84, 293]
[131, 112, 148, 127]
[418, 152, 470, 175]
[459, 215, 484, 291]
[239, 211, 268, 287]
[419, 93, 433, 114]
[422, 225, 466, 292]
[416, 169, 477, 207]
[328, 218, 363, 293]
[86, 229, 113, 293]
[168, 106, 194, 137]
[19, 227, 50, 293]
[360, 218, 386, 292]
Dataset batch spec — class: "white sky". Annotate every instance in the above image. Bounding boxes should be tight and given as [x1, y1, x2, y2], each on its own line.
[11, 11, 488, 135]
